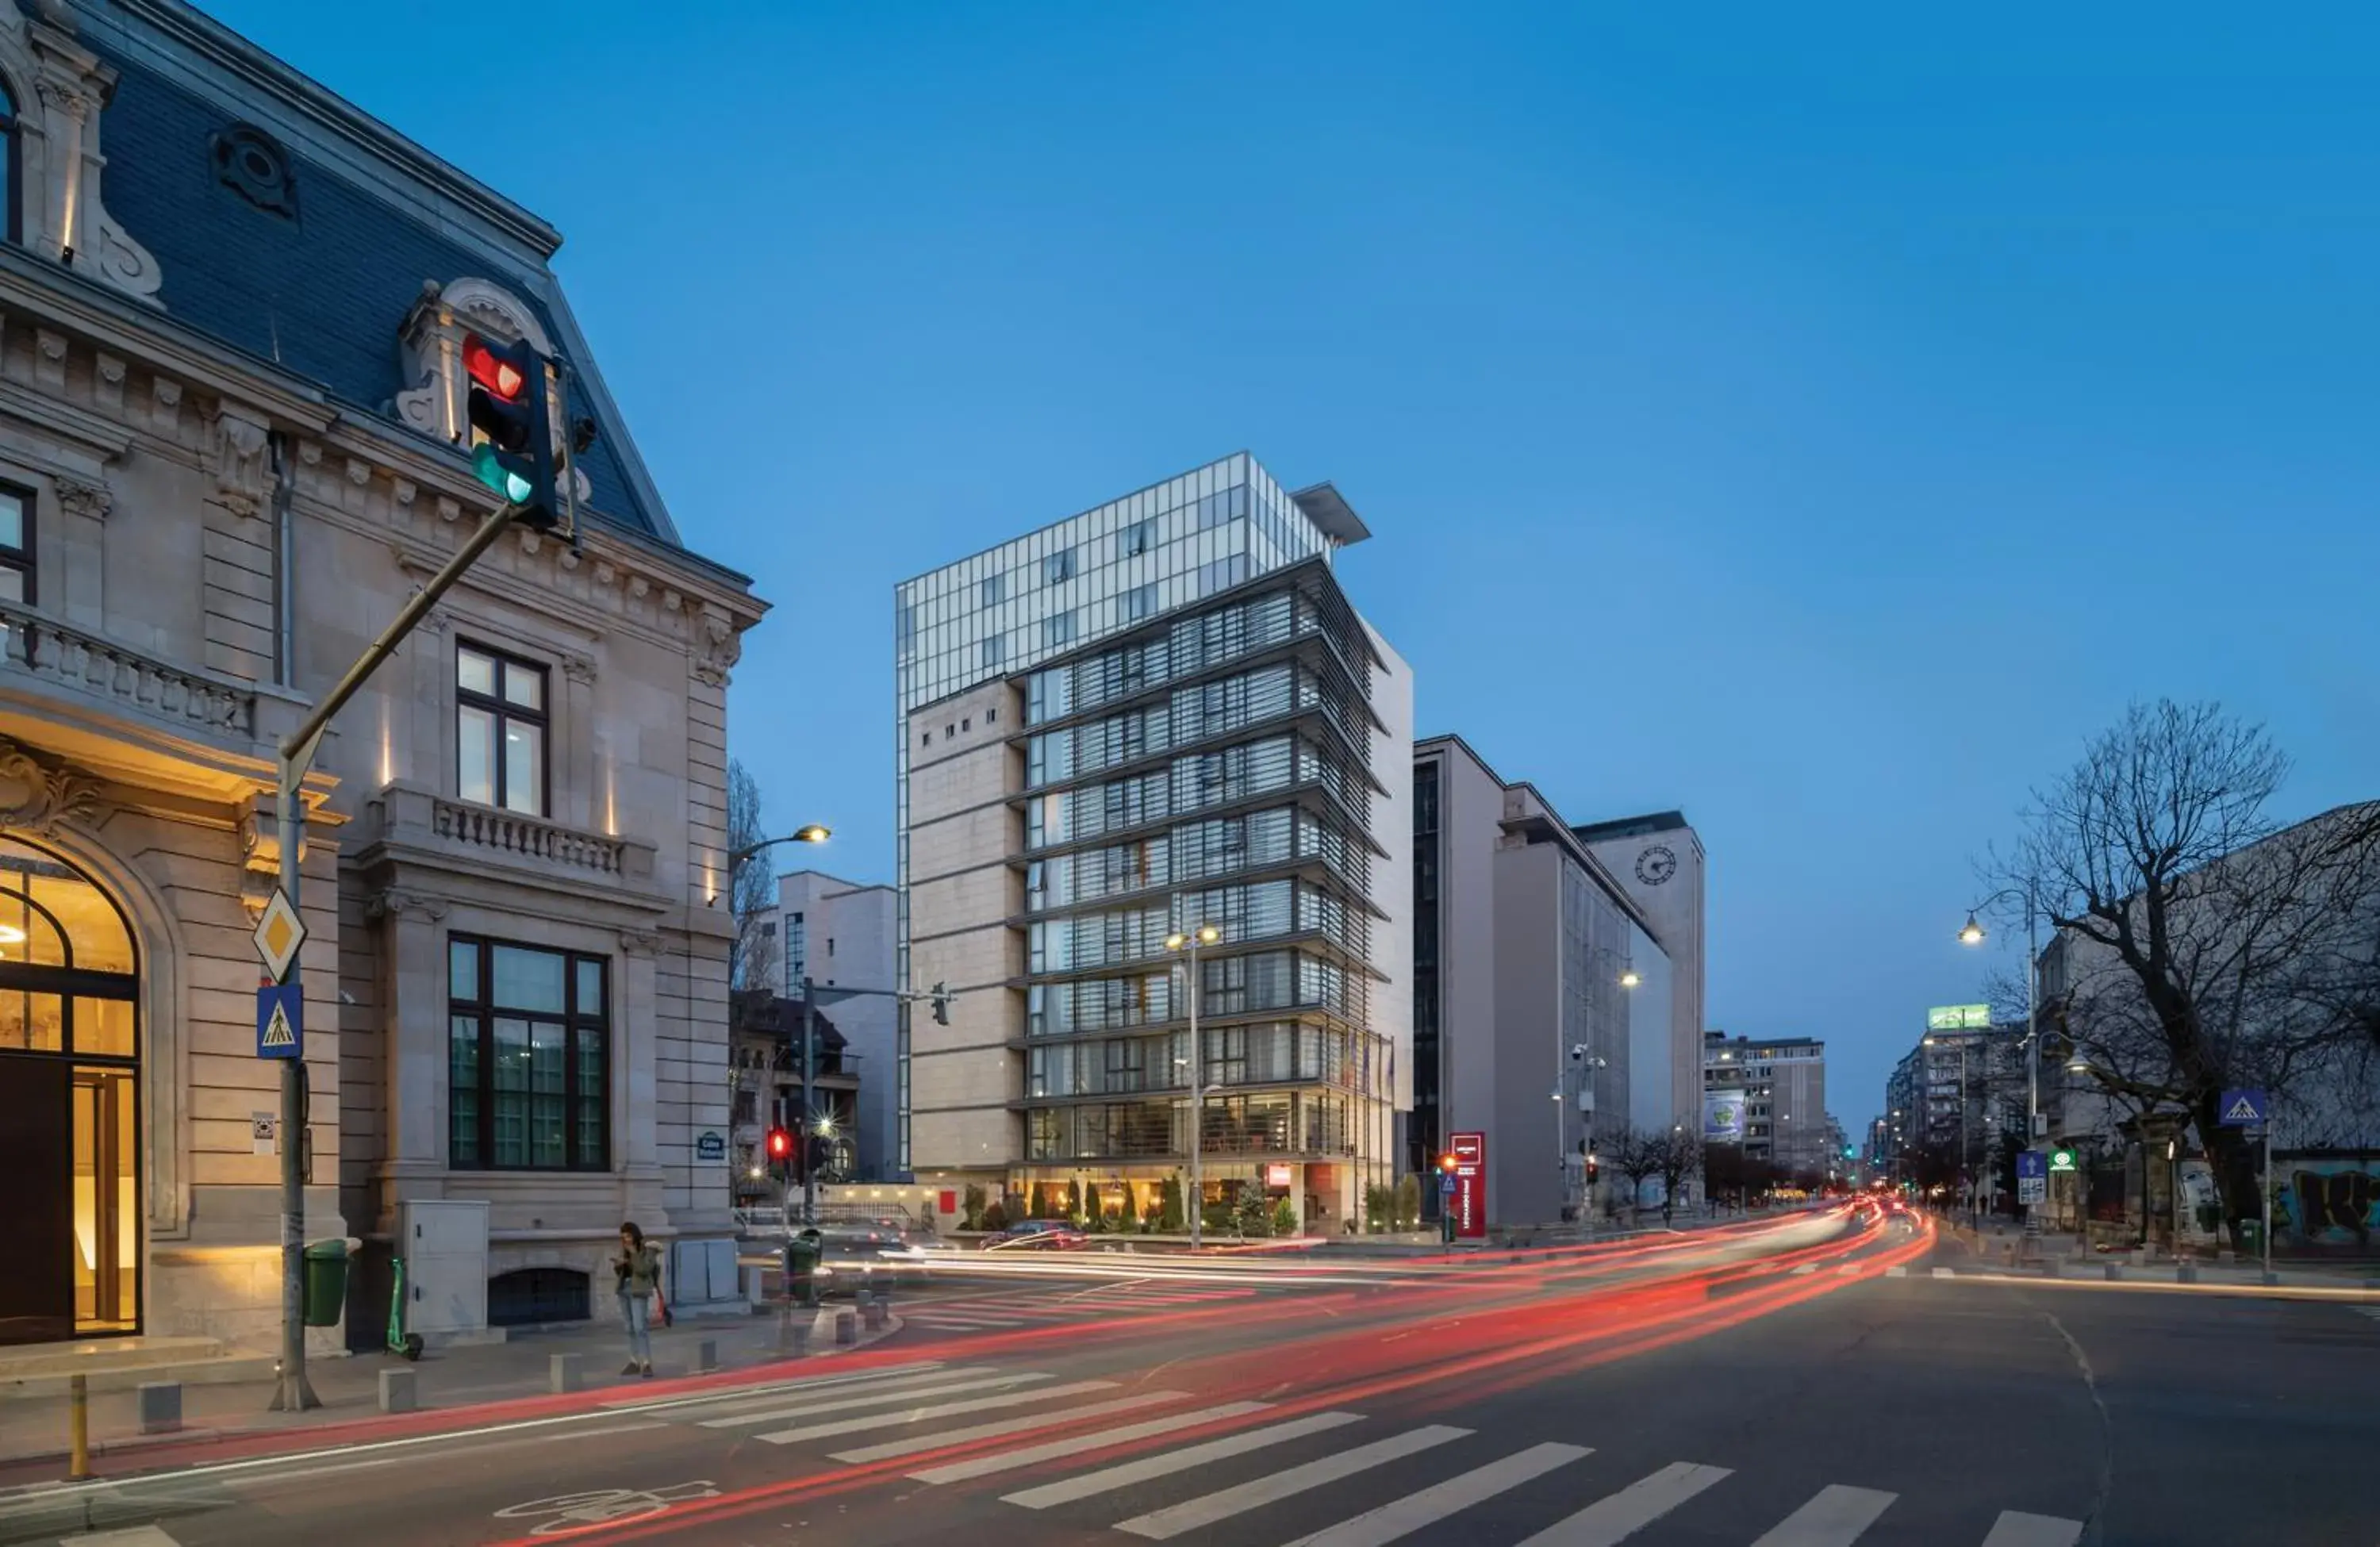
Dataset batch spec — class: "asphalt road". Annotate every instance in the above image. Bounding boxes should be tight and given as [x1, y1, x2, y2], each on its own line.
[3, 1208, 2371, 1547]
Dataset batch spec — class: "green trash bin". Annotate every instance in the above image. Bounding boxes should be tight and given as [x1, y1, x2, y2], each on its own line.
[785, 1229, 823, 1309]
[302, 1238, 350, 1327]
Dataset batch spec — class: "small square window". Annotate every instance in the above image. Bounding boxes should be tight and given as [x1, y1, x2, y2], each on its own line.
[981, 635, 1004, 669]
[1123, 520, 1154, 556]
[962, 717, 971, 731]
[945, 724, 956, 741]
[1125, 583, 1157, 620]
[1046, 612, 1075, 648]
[981, 574, 1004, 607]
[922, 733, 932, 748]
[0, 485, 33, 605]
[985, 708, 998, 725]
[1045, 550, 1075, 585]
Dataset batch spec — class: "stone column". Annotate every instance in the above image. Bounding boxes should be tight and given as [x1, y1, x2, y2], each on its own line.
[370, 886, 451, 1229]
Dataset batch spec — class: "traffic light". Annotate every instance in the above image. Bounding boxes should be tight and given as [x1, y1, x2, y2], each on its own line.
[931, 982, 952, 1026]
[463, 331, 560, 529]
[765, 1127, 791, 1169]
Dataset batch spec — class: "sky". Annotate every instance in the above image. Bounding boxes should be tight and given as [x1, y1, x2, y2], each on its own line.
[208, 1, 2380, 1130]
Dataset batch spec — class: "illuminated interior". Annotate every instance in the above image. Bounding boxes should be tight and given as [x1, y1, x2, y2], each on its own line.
[0, 836, 140, 1338]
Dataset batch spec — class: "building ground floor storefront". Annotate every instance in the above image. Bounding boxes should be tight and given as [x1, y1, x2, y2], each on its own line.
[0, 745, 744, 1357]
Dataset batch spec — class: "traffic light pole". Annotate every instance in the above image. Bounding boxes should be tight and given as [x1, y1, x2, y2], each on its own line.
[801, 977, 818, 1230]
[270, 501, 520, 1412]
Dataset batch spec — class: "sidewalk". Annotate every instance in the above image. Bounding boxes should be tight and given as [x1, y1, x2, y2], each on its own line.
[1936, 1219, 2380, 1290]
[0, 1303, 890, 1474]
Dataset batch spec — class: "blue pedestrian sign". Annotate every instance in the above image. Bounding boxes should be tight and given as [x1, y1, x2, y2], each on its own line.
[255, 982, 301, 1060]
[1438, 1172, 1457, 1198]
[2217, 1088, 2268, 1127]
[2016, 1150, 2047, 1180]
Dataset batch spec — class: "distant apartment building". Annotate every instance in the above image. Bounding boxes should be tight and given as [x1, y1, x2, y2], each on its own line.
[755, 870, 899, 1180]
[1574, 813, 1708, 1132]
[895, 454, 1413, 1232]
[1413, 735, 1674, 1226]
[1703, 1032, 1829, 1177]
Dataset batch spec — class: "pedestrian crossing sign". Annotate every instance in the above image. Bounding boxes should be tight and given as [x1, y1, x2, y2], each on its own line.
[255, 981, 302, 1059]
[2217, 1088, 2268, 1127]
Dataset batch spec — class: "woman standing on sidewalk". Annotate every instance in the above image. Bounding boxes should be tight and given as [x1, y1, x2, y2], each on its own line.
[613, 1222, 662, 1376]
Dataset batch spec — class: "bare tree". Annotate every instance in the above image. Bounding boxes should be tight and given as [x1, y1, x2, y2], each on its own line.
[1604, 1129, 1668, 1216]
[727, 758, 781, 993]
[1990, 699, 2380, 1241]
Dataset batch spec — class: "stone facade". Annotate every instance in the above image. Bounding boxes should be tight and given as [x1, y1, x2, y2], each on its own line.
[0, 0, 762, 1351]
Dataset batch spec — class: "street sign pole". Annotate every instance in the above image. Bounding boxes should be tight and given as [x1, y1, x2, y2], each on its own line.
[2262, 1120, 2271, 1278]
[266, 501, 520, 1414]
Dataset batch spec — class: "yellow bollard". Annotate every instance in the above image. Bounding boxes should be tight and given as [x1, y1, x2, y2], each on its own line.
[67, 1373, 90, 1481]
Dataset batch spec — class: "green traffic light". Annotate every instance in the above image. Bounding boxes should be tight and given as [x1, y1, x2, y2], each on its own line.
[472, 443, 533, 505]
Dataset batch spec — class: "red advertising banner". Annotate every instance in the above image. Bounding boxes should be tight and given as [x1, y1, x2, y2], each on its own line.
[1451, 1130, 1487, 1239]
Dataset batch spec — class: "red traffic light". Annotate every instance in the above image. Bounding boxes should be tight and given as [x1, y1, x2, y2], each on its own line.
[766, 1127, 791, 1160]
[463, 333, 528, 401]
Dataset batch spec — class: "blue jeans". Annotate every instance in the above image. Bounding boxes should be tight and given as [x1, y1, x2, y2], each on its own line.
[620, 1292, 653, 1365]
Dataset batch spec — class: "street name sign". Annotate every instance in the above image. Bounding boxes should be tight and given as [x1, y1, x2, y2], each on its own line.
[251, 888, 305, 982]
[255, 982, 301, 1060]
[2217, 1088, 2269, 1127]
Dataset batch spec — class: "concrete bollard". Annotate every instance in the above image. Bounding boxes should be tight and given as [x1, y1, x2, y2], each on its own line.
[835, 1310, 858, 1346]
[694, 1338, 719, 1374]
[778, 1313, 812, 1359]
[2261, 1270, 2281, 1288]
[378, 1367, 418, 1415]
[551, 1353, 582, 1394]
[2176, 1261, 2198, 1284]
[2102, 1262, 2124, 1281]
[136, 1381, 182, 1437]
[862, 1299, 886, 1333]
[2040, 1259, 2062, 1280]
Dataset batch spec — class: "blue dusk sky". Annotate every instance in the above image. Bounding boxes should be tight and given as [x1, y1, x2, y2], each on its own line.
[205, 1, 2379, 1127]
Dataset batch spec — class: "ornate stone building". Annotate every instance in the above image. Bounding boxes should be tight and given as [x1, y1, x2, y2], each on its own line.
[0, 0, 762, 1353]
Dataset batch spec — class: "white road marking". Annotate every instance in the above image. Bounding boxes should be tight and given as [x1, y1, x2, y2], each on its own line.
[1516, 1460, 1734, 1545]
[61, 1530, 181, 1546]
[756, 1379, 1117, 1445]
[827, 1390, 1188, 1463]
[1002, 1412, 1366, 1509]
[1749, 1483, 1898, 1546]
[697, 1370, 1048, 1427]
[1979, 1511, 2085, 1547]
[1885, 1266, 1907, 1278]
[1933, 1268, 1957, 1279]
[1281, 1441, 1591, 1547]
[1836, 1264, 1861, 1276]
[1112, 1426, 1469, 1540]
[597, 1360, 948, 1412]
[1790, 1265, 1817, 1276]
[906, 1401, 1273, 1484]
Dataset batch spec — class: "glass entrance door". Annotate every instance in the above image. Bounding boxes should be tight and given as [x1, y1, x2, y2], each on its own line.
[72, 1068, 137, 1332]
[0, 835, 140, 1345]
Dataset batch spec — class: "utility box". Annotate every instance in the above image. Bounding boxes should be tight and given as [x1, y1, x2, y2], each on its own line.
[399, 1200, 489, 1336]
[669, 1237, 739, 1307]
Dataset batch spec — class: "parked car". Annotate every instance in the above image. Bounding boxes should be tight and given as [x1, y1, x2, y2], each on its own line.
[814, 1217, 931, 1292]
[983, 1218, 1088, 1250]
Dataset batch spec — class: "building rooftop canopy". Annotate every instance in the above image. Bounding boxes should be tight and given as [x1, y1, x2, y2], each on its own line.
[1572, 811, 1691, 842]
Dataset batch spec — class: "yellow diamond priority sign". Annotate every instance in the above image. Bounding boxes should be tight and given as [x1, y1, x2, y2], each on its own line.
[252, 887, 306, 982]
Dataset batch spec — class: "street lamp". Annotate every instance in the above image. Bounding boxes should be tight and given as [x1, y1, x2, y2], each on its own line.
[1168, 923, 1222, 1250]
[1959, 885, 2042, 1192]
[1618, 967, 1641, 989]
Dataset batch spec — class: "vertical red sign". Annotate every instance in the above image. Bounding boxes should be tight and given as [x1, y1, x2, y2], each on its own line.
[1451, 1130, 1487, 1239]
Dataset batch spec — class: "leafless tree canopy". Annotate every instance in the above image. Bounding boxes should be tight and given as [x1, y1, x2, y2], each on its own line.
[1990, 699, 2380, 1227]
[727, 758, 780, 993]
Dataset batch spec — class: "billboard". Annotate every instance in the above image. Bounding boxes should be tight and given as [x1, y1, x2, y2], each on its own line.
[1450, 1131, 1487, 1239]
[1702, 1089, 1747, 1144]
[1927, 1004, 1993, 1032]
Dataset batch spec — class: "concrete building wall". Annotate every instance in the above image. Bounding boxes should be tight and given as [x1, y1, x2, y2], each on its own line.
[1490, 839, 1564, 1226]
[771, 870, 900, 1179]
[1579, 819, 1707, 1130]
[902, 682, 1020, 1177]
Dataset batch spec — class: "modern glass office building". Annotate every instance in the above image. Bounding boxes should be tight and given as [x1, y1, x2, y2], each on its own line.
[894, 454, 1412, 1231]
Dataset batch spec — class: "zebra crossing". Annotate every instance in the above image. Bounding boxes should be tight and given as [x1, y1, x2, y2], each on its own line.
[895, 1279, 1262, 1331]
[650, 1361, 2089, 1545]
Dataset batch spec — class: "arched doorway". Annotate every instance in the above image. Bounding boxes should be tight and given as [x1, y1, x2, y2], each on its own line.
[0, 835, 140, 1345]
